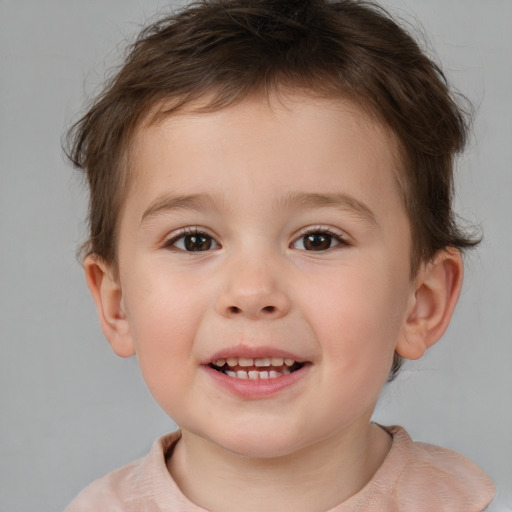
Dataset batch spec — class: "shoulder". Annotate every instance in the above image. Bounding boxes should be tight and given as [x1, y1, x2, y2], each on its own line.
[388, 426, 496, 512]
[64, 431, 183, 512]
[337, 425, 496, 512]
[64, 459, 141, 512]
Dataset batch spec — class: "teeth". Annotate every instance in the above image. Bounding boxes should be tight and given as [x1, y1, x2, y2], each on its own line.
[212, 356, 299, 371]
[223, 369, 291, 380]
[254, 358, 271, 367]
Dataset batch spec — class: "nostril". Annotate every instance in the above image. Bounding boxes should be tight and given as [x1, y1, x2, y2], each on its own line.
[225, 304, 279, 316]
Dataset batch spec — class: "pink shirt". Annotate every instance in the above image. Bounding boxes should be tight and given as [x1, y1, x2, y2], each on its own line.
[66, 426, 495, 511]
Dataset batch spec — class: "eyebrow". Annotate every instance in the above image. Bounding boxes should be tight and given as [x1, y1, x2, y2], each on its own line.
[140, 191, 377, 226]
[275, 191, 378, 226]
[141, 193, 224, 224]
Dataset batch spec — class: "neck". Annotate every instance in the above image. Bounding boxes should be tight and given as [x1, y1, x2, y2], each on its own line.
[168, 421, 391, 512]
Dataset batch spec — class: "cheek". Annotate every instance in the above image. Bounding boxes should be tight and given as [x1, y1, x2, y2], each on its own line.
[308, 268, 408, 417]
[302, 262, 408, 364]
[121, 266, 204, 370]
[122, 283, 201, 412]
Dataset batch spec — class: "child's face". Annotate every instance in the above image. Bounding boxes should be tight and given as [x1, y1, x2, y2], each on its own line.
[110, 93, 417, 458]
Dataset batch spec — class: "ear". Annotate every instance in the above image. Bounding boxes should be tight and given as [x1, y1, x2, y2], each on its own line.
[84, 255, 136, 358]
[396, 249, 464, 360]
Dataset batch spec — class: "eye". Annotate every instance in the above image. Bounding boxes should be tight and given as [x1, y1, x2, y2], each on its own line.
[166, 229, 220, 252]
[292, 229, 346, 251]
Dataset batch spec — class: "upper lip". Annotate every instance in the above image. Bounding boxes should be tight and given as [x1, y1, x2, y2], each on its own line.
[202, 345, 309, 365]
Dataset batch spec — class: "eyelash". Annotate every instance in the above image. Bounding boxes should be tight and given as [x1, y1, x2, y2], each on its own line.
[163, 227, 220, 253]
[163, 226, 349, 253]
[291, 226, 349, 252]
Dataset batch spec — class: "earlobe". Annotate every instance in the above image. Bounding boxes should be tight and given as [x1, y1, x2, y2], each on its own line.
[396, 249, 464, 360]
[84, 255, 136, 358]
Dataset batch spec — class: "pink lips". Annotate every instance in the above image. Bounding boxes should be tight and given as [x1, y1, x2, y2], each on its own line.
[202, 363, 309, 398]
[203, 345, 307, 365]
[201, 345, 310, 399]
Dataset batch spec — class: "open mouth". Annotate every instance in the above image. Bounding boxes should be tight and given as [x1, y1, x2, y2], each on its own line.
[208, 356, 304, 380]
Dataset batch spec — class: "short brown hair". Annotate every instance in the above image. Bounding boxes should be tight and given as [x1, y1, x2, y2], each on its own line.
[67, 0, 480, 379]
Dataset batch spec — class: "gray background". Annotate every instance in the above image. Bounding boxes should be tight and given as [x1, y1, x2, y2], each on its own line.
[0, 0, 510, 510]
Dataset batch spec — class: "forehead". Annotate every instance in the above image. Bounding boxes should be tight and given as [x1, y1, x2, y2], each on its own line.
[133, 94, 401, 179]
[124, 93, 407, 229]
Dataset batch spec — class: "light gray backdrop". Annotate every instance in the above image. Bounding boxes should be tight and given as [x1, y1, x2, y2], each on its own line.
[0, 1, 510, 510]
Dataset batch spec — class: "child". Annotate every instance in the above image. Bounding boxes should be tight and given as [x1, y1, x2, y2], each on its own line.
[65, 0, 496, 510]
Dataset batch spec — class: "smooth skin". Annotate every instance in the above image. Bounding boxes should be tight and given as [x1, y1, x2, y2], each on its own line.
[85, 93, 463, 512]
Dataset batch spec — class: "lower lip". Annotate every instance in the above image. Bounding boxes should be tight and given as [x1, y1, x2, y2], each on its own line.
[201, 364, 310, 399]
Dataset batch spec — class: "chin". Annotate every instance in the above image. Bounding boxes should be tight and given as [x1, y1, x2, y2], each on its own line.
[206, 426, 311, 460]
[222, 441, 300, 459]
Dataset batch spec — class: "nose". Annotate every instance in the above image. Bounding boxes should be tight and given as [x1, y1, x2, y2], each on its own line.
[216, 257, 291, 320]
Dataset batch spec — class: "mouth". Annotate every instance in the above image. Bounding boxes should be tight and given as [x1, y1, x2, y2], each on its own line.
[208, 356, 305, 380]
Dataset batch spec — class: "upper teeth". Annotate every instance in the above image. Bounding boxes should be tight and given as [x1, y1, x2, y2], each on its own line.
[214, 357, 295, 368]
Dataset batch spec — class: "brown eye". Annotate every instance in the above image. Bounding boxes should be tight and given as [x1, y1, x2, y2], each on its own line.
[184, 234, 213, 251]
[292, 230, 344, 251]
[168, 230, 220, 252]
[303, 233, 332, 250]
